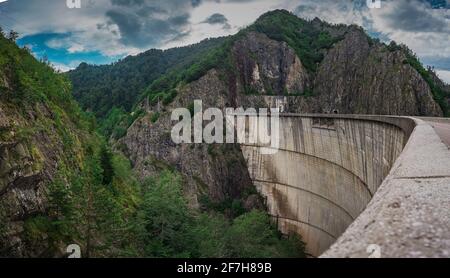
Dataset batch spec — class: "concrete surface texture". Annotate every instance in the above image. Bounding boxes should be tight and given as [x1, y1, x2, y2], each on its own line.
[241, 114, 450, 258]
[418, 117, 450, 147]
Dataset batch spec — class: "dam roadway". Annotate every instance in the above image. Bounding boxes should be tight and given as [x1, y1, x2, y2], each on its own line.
[420, 118, 450, 147]
[240, 114, 450, 258]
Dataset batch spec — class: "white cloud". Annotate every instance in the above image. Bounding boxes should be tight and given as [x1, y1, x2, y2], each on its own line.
[291, 0, 366, 26]
[164, 0, 284, 49]
[436, 69, 450, 84]
[51, 62, 74, 72]
[367, 0, 450, 58]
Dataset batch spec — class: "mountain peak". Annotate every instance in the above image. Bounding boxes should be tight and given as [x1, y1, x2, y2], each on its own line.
[255, 9, 302, 23]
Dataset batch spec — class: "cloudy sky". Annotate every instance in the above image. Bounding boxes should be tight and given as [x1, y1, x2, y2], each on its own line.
[0, 0, 449, 82]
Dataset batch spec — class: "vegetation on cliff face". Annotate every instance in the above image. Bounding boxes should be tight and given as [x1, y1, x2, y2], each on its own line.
[138, 10, 344, 109]
[0, 32, 88, 136]
[404, 51, 449, 116]
[0, 31, 143, 257]
[69, 9, 448, 126]
[98, 107, 145, 139]
[140, 11, 342, 101]
[248, 10, 345, 73]
[41, 144, 142, 257]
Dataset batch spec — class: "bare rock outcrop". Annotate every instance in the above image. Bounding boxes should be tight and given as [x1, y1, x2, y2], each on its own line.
[313, 29, 443, 116]
[0, 101, 74, 257]
[120, 70, 258, 209]
[233, 32, 309, 95]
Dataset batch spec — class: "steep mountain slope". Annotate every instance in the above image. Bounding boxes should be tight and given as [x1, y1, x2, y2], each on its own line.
[243, 10, 447, 116]
[115, 10, 448, 208]
[70, 10, 448, 120]
[68, 37, 226, 118]
[0, 33, 141, 257]
[69, 10, 449, 142]
[312, 27, 443, 115]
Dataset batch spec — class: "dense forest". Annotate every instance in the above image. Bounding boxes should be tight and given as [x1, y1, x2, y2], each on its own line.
[68, 37, 227, 118]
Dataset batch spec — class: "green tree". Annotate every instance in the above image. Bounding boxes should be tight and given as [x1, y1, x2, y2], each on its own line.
[191, 213, 229, 258]
[45, 145, 142, 258]
[68, 37, 226, 120]
[226, 210, 306, 258]
[138, 171, 196, 258]
[135, 170, 307, 258]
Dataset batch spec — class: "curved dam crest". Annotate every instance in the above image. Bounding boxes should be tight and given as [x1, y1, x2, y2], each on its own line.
[241, 114, 450, 257]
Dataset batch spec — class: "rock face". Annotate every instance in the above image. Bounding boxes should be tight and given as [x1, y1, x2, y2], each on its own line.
[121, 70, 258, 208]
[0, 37, 87, 257]
[0, 100, 81, 257]
[429, 70, 450, 109]
[312, 29, 443, 116]
[233, 32, 310, 95]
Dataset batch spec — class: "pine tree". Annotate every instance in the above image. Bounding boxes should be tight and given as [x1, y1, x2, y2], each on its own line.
[100, 145, 114, 186]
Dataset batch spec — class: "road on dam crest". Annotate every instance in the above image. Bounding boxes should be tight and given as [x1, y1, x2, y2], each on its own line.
[423, 119, 450, 147]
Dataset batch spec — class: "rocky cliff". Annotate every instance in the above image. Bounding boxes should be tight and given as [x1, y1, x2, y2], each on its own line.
[120, 69, 260, 209]
[0, 36, 88, 256]
[0, 34, 140, 258]
[232, 32, 310, 96]
[312, 28, 442, 115]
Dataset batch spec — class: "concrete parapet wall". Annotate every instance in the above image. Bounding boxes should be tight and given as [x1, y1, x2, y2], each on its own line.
[241, 114, 450, 257]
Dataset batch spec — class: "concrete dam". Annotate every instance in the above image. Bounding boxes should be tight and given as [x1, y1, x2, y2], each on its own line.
[241, 115, 450, 258]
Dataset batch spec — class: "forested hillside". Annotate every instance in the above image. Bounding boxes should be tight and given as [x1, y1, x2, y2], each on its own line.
[68, 37, 226, 118]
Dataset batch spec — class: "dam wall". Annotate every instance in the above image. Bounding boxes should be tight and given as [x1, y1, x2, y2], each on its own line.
[241, 115, 417, 256]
